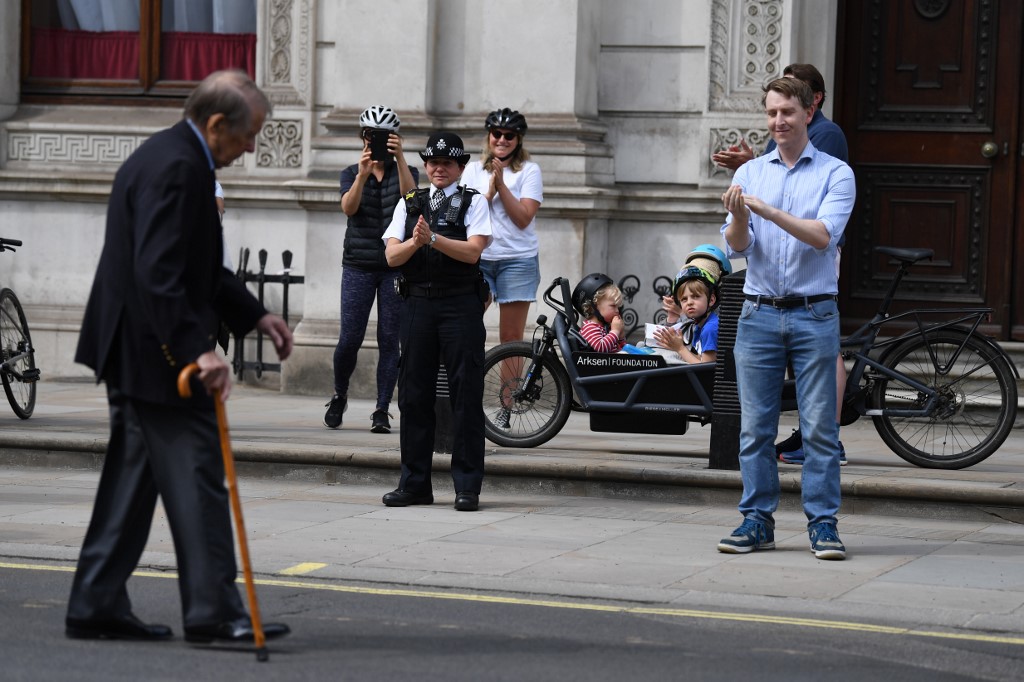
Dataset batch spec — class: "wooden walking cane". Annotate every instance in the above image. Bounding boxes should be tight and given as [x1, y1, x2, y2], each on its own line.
[178, 363, 269, 662]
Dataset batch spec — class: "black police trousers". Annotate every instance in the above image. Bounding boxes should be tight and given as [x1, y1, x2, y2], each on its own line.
[397, 291, 486, 495]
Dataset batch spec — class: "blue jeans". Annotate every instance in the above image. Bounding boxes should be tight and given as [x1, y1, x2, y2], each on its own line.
[733, 298, 841, 528]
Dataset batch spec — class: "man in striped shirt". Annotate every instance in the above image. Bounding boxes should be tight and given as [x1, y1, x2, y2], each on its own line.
[717, 77, 856, 561]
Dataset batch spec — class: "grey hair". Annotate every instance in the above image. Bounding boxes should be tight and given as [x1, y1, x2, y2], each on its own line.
[184, 70, 272, 134]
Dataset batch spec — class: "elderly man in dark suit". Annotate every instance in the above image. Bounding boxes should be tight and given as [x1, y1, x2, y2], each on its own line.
[66, 70, 293, 644]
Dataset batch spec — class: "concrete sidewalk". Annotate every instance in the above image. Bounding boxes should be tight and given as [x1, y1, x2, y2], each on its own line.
[2, 379, 1023, 521]
[2, 380, 1024, 638]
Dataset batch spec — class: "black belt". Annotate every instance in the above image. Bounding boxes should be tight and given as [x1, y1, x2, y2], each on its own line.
[745, 294, 836, 309]
[407, 283, 477, 299]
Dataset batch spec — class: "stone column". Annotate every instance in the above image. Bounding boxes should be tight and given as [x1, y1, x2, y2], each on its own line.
[0, 1, 20, 121]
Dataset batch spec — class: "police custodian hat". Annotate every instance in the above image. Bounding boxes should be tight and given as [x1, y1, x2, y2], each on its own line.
[419, 131, 471, 164]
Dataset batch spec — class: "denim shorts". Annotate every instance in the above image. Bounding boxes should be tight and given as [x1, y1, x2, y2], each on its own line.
[479, 256, 541, 304]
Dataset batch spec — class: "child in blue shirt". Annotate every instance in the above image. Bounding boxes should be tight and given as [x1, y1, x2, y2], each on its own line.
[652, 244, 731, 363]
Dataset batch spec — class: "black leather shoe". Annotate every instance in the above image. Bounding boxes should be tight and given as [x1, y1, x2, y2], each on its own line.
[184, 618, 290, 643]
[382, 489, 434, 507]
[65, 613, 173, 641]
[454, 492, 479, 512]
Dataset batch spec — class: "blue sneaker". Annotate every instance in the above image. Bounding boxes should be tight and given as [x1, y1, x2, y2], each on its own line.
[779, 441, 847, 466]
[717, 518, 775, 554]
[808, 522, 846, 560]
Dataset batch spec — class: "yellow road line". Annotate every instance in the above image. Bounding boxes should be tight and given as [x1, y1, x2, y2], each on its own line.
[278, 562, 327, 576]
[5, 560, 1022, 647]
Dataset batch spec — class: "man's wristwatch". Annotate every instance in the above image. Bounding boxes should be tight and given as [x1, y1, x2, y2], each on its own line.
[429, 232, 437, 246]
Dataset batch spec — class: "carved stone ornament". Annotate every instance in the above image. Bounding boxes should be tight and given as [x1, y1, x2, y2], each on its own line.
[256, 119, 303, 168]
[709, 0, 784, 113]
[7, 132, 143, 165]
[262, 0, 311, 107]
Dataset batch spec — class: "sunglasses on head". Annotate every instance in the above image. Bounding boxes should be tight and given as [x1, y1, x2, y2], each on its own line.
[490, 130, 518, 141]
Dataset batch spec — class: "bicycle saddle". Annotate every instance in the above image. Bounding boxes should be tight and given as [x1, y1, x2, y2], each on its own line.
[874, 246, 933, 264]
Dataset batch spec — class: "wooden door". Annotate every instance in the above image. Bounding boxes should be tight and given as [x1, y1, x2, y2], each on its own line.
[835, 0, 1023, 339]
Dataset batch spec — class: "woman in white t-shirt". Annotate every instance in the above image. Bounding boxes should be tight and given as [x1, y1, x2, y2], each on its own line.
[461, 108, 544, 345]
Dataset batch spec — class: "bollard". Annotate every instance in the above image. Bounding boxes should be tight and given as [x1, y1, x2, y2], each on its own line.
[709, 269, 746, 470]
[433, 363, 454, 454]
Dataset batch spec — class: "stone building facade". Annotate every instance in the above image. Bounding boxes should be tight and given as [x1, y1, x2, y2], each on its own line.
[0, 0, 838, 396]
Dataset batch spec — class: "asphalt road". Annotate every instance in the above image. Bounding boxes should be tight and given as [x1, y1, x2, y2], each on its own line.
[3, 563, 1021, 681]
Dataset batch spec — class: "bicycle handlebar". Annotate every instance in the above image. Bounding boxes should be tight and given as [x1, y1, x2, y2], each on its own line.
[542, 277, 579, 328]
[0, 238, 22, 252]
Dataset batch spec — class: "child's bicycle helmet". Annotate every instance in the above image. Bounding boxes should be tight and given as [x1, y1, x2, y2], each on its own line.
[672, 265, 721, 310]
[572, 273, 614, 322]
[685, 243, 732, 276]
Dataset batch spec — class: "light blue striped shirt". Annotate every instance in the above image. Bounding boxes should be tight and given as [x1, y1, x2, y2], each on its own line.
[721, 141, 855, 297]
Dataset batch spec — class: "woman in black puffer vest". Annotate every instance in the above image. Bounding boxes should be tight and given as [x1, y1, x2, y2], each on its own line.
[324, 106, 418, 433]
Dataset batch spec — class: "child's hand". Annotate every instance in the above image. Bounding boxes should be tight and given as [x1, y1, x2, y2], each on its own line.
[661, 295, 681, 321]
[610, 315, 625, 337]
[654, 326, 684, 352]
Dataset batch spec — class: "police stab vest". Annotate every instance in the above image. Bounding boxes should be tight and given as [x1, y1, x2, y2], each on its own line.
[400, 185, 481, 285]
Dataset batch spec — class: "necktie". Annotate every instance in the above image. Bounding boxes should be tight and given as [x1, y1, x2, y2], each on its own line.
[429, 189, 445, 213]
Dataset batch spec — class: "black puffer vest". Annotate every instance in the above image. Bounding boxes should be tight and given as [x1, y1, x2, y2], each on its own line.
[341, 162, 404, 271]
[400, 185, 481, 285]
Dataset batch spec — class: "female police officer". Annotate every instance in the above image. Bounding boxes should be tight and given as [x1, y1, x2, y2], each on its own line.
[380, 131, 492, 511]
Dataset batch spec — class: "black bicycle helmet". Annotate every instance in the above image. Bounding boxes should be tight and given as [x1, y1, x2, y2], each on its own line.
[672, 265, 720, 310]
[572, 273, 614, 320]
[484, 108, 528, 134]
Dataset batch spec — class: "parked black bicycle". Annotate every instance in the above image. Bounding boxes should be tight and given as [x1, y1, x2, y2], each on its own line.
[0, 238, 40, 418]
[482, 246, 1019, 470]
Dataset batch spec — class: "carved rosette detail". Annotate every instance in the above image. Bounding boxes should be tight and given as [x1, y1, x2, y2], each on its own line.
[741, 0, 783, 87]
[256, 120, 303, 168]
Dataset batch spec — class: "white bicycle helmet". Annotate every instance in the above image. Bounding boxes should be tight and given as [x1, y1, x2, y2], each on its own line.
[359, 106, 401, 131]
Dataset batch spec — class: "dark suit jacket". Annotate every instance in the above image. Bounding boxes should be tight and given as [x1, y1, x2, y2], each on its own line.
[76, 120, 266, 405]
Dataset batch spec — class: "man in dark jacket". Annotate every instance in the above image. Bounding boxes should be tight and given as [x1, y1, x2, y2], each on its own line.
[66, 70, 293, 644]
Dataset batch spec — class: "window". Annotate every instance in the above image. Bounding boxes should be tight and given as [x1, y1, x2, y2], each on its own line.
[22, 0, 257, 100]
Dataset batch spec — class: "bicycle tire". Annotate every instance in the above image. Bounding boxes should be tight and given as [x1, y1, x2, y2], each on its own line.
[870, 328, 1016, 469]
[0, 288, 37, 419]
[483, 342, 572, 448]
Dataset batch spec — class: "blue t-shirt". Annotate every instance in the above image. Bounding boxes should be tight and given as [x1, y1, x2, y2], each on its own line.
[694, 311, 719, 355]
[674, 311, 719, 357]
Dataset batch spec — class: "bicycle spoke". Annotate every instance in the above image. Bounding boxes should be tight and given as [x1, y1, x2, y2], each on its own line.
[872, 331, 1015, 469]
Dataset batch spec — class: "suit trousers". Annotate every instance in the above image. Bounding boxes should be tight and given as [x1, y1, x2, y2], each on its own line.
[397, 292, 486, 495]
[66, 385, 245, 627]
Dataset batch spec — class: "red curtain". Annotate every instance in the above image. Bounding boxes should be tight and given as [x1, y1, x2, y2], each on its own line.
[28, 28, 255, 83]
[162, 32, 256, 81]
[30, 28, 139, 80]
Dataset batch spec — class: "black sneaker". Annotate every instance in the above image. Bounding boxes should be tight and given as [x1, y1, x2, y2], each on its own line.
[323, 394, 347, 429]
[775, 429, 802, 457]
[370, 410, 392, 434]
[494, 408, 511, 429]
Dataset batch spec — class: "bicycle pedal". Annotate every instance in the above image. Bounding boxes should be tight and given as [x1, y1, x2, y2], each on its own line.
[22, 369, 40, 382]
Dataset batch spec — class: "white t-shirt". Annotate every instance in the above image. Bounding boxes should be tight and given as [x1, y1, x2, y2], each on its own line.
[461, 160, 543, 260]
[382, 182, 492, 245]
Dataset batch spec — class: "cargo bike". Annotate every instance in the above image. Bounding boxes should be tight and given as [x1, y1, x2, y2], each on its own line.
[482, 246, 1019, 470]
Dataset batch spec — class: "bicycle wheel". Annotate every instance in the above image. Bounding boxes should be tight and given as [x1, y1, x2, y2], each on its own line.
[483, 341, 572, 448]
[0, 288, 37, 419]
[871, 329, 1016, 469]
